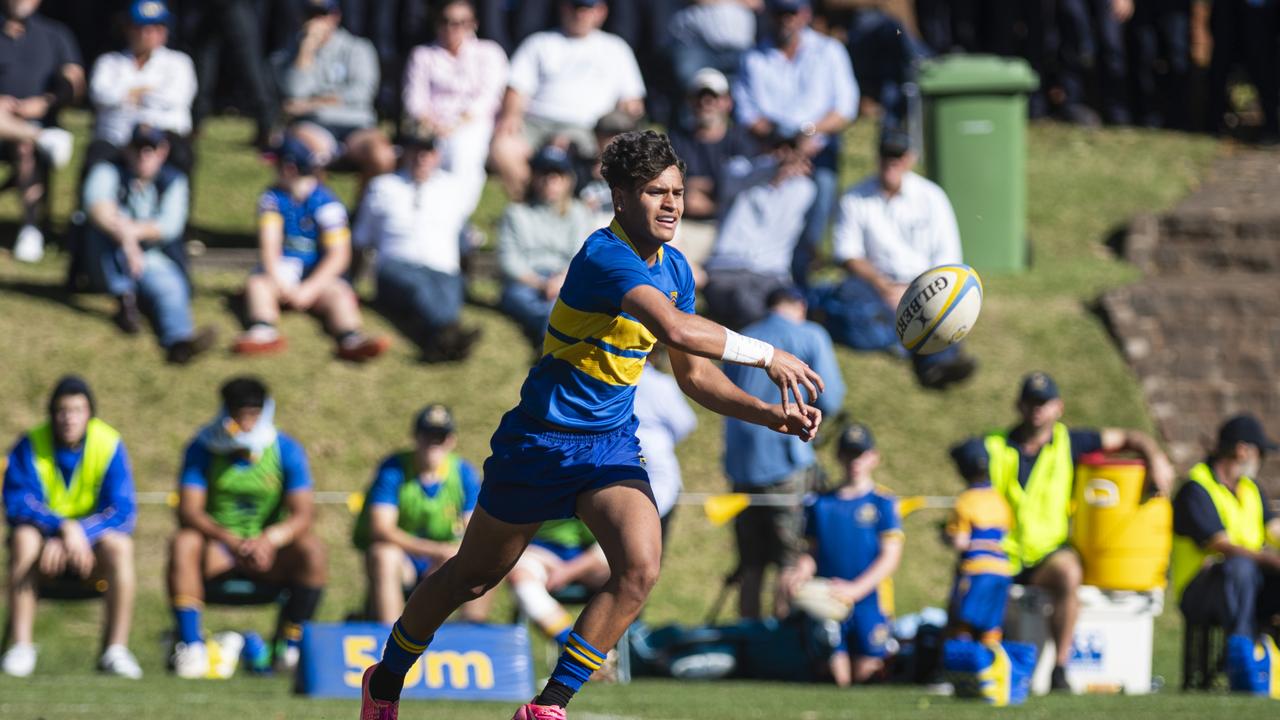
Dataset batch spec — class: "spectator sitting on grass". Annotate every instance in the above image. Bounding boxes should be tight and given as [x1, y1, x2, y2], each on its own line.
[86, 0, 196, 174]
[488, 0, 646, 200]
[353, 404, 487, 624]
[1, 0, 82, 263]
[167, 377, 328, 678]
[781, 422, 903, 686]
[1, 376, 142, 680]
[497, 143, 594, 351]
[233, 135, 389, 362]
[83, 125, 216, 365]
[353, 122, 482, 363]
[272, 0, 394, 193]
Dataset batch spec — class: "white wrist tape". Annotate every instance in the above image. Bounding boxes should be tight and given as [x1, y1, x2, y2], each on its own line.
[722, 329, 775, 368]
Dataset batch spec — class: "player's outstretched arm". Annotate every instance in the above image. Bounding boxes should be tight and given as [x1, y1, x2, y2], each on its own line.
[666, 346, 822, 441]
[622, 284, 825, 418]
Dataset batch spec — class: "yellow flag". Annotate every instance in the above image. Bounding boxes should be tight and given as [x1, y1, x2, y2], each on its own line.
[898, 495, 926, 519]
[704, 493, 752, 526]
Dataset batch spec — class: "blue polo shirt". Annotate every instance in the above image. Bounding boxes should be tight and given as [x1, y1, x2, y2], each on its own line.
[805, 485, 903, 581]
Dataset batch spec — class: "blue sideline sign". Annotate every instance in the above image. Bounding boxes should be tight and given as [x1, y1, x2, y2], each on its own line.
[298, 622, 535, 701]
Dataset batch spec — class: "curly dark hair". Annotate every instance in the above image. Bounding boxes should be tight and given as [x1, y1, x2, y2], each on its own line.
[600, 130, 686, 191]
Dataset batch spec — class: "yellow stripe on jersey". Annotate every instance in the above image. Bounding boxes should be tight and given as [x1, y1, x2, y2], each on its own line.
[321, 226, 351, 247]
[543, 299, 657, 387]
[259, 211, 284, 231]
[960, 557, 1013, 576]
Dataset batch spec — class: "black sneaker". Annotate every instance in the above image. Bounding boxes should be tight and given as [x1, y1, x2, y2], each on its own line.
[1050, 665, 1072, 692]
[113, 293, 142, 335]
[166, 326, 219, 365]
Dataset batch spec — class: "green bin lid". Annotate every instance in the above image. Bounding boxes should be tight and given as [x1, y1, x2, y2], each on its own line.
[918, 54, 1039, 96]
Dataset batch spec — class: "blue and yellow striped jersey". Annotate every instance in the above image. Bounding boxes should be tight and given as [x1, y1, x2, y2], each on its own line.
[517, 221, 696, 432]
[947, 484, 1013, 576]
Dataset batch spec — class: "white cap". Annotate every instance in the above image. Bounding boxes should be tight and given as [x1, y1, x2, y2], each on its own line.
[690, 67, 730, 96]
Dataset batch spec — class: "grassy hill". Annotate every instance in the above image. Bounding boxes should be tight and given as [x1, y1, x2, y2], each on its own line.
[0, 111, 1233, 718]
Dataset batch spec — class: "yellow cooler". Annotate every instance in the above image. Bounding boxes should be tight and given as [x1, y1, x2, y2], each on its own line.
[1071, 453, 1172, 591]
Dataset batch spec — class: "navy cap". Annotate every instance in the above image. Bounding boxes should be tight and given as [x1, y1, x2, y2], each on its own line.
[950, 438, 990, 480]
[130, 0, 171, 25]
[878, 128, 915, 158]
[48, 375, 95, 418]
[766, 285, 806, 308]
[414, 404, 456, 436]
[837, 422, 876, 457]
[275, 135, 319, 174]
[129, 124, 168, 148]
[1019, 371, 1060, 404]
[304, 0, 340, 16]
[530, 144, 574, 174]
[767, 0, 811, 12]
[1217, 414, 1279, 454]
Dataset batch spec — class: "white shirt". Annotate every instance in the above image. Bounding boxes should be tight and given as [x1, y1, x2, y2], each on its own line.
[352, 169, 470, 275]
[831, 171, 963, 284]
[633, 368, 697, 519]
[89, 46, 196, 146]
[508, 29, 645, 127]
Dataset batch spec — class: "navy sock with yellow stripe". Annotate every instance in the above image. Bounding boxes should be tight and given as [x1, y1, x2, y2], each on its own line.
[370, 621, 432, 702]
[538, 632, 605, 707]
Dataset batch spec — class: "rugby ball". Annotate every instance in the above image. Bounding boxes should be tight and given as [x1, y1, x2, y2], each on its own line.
[894, 264, 983, 355]
[791, 578, 852, 622]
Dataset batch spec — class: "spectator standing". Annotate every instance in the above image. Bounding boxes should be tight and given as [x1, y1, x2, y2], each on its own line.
[401, 0, 509, 216]
[668, 0, 759, 92]
[87, 0, 196, 174]
[668, 68, 759, 270]
[1, 376, 141, 680]
[723, 286, 846, 619]
[984, 371, 1173, 691]
[353, 404, 486, 624]
[780, 422, 903, 686]
[823, 129, 975, 389]
[489, 0, 646, 199]
[1171, 415, 1280, 641]
[353, 124, 483, 363]
[83, 125, 216, 364]
[633, 346, 698, 537]
[0, 0, 81, 263]
[701, 138, 816, 330]
[1128, 0, 1191, 130]
[497, 144, 595, 350]
[273, 0, 394, 190]
[233, 136, 389, 362]
[733, 0, 858, 287]
[166, 378, 328, 678]
[186, 0, 276, 149]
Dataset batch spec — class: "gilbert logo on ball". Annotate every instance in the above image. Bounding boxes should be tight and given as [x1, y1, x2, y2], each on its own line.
[894, 264, 983, 355]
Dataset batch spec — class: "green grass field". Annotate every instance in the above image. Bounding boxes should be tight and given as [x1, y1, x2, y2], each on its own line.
[1, 112, 1267, 718]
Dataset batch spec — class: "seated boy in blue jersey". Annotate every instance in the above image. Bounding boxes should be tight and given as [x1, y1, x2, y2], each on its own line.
[233, 135, 389, 362]
[507, 519, 609, 645]
[360, 130, 826, 720]
[944, 439, 1013, 644]
[353, 404, 486, 624]
[2, 376, 142, 680]
[782, 423, 903, 687]
[166, 377, 328, 679]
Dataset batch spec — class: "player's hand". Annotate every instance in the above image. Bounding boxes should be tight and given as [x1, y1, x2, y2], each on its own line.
[122, 239, 146, 279]
[1147, 453, 1175, 497]
[1257, 550, 1280, 573]
[39, 537, 68, 577]
[15, 95, 49, 120]
[542, 272, 566, 301]
[288, 280, 323, 311]
[766, 348, 825, 418]
[61, 520, 95, 577]
[830, 579, 869, 606]
[774, 404, 822, 442]
[238, 537, 277, 573]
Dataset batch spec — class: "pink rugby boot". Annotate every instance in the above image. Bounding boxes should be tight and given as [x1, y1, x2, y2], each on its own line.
[359, 664, 399, 720]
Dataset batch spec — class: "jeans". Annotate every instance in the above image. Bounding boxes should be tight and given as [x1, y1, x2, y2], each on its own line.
[375, 259, 465, 338]
[87, 229, 194, 347]
[1058, 0, 1130, 122]
[1129, 0, 1191, 129]
[499, 281, 554, 347]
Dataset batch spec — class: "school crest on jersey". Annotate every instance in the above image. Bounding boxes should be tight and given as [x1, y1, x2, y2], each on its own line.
[857, 503, 880, 526]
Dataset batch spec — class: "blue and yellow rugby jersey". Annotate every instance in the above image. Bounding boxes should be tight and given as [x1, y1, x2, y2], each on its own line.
[947, 483, 1013, 576]
[518, 220, 696, 432]
[804, 486, 904, 582]
[257, 184, 350, 272]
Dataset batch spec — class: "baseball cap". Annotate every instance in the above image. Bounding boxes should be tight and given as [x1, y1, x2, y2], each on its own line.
[837, 422, 876, 457]
[690, 67, 730, 96]
[414, 404, 456, 436]
[594, 109, 639, 137]
[1019, 371, 1060, 404]
[878, 128, 915, 158]
[767, 0, 811, 13]
[275, 135, 319, 174]
[48, 374, 96, 418]
[766, 285, 806, 308]
[530, 144, 574, 175]
[130, 0, 171, 25]
[304, 0, 340, 16]
[129, 124, 168, 149]
[950, 438, 990, 480]
[1217, 414, 1279, 454]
